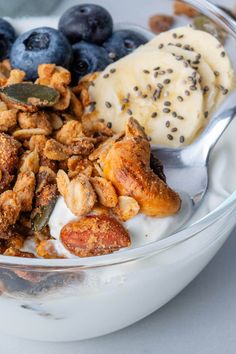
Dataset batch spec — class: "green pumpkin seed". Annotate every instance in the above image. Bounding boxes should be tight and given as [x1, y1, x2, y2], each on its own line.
[32, 193, 58, 232]
[193, 16, 226, 43]
[0, 83, 59, 107]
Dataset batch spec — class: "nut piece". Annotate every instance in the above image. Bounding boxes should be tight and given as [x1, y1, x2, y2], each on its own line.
[56, 120, 83, 145]
[18, 111, 52, 135]
[44, 139, 69, 161]
[0, 133, 19, 174]
[70, 92, 83, 118]
[60, 215, 131, 257]
[90, 177, 118, 208]
[0, 109, 17, 132]
[149, 14, 174, 34]
[68, 137, 95, 156]
[125, 117, 147, 139]
[57, 170, 96, 216]
[68, 156, 93, 178]
[13, 171, 35, 212]
[113, 196, 140, 221]
[5, 69, 25, 86]
[13, 128, 50, 140]
[173, 1, 199, 17]
[48, 112, 63, 130]
[20, 150, 39, 174]
[0, 190, 21, 233]
[89, 132, 124, 166]
[29, 135, 47, 153]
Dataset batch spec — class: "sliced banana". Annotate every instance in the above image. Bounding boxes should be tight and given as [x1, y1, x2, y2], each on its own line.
[143, 26, 235, 107]
[150, 46, 216, 115]
[88, 49, 204, 147]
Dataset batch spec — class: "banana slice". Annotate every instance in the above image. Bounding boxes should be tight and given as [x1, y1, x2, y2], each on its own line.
[143, 46, 216, 116]
[143, 26, 235, 107]
[88, 49, 204, 147]
[139, 45, 217, 118]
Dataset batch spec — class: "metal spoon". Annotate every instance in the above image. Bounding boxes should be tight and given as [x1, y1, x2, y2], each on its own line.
[152, 92, 236, 209]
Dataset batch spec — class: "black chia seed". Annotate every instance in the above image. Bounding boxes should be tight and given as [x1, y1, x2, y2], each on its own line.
[105, 101, 112, 108]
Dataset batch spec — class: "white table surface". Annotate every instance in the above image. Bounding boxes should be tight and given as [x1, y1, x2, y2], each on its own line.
[1, 0, 236, 353]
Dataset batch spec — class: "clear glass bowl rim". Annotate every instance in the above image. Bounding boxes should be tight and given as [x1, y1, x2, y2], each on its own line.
[1, 0, 236, 270]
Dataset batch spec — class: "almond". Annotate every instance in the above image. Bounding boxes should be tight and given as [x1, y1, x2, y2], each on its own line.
[60, 215, 131, 257]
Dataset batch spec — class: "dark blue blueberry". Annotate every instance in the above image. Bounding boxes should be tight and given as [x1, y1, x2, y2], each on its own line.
[103, 30, 148, 61]
[58, 4, 113, 45]
[71, 41, 111, 85]
[0, 18, 16, 61]
[10, 27, 72, 80]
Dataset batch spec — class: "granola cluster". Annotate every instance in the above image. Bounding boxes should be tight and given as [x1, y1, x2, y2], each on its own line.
[0, 61, 141, 258]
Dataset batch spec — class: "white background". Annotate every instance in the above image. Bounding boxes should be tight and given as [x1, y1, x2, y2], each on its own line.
[1, 0, 236, 353]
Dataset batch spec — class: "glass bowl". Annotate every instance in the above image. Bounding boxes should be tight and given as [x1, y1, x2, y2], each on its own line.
[1, 0, 236, 342]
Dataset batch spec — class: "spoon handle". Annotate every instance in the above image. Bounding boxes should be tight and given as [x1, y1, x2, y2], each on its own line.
[183, 106, 236, 165]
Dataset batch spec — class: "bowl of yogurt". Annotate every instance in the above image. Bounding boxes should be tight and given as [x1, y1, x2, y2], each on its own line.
[0, 0, 235, 342]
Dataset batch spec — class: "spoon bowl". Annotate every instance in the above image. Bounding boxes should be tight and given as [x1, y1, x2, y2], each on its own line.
[153, 92, 236, 208]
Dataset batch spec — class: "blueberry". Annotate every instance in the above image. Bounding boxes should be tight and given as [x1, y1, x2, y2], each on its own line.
[71, 41, 111, 84]
[10, 27, 72, 80]
[58, 4, 113, 45]
[103, 30, 148, 61]
[0, 18, 16, 61]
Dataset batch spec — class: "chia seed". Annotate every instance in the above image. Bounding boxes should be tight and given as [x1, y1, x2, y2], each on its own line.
[179, 136, 185, 143]
[167, 134, 173, 140]
[127, 109, 133, 115]
[163, 79, 171, 85]
[163, 108, 171, 113]
[165, 120, 170, 127]
[190, 85, 197, 91]
[105, 101, 112, 108]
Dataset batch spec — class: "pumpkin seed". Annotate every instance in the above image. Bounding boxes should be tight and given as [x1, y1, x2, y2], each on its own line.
[0, 83, 59, 108]
[32, 194, 58, 232]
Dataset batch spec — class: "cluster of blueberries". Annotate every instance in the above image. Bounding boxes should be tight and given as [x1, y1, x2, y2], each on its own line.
[0, 4, 148, 85]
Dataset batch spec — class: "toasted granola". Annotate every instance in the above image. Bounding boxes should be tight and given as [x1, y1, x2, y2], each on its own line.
[0, 60, 168, 259]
